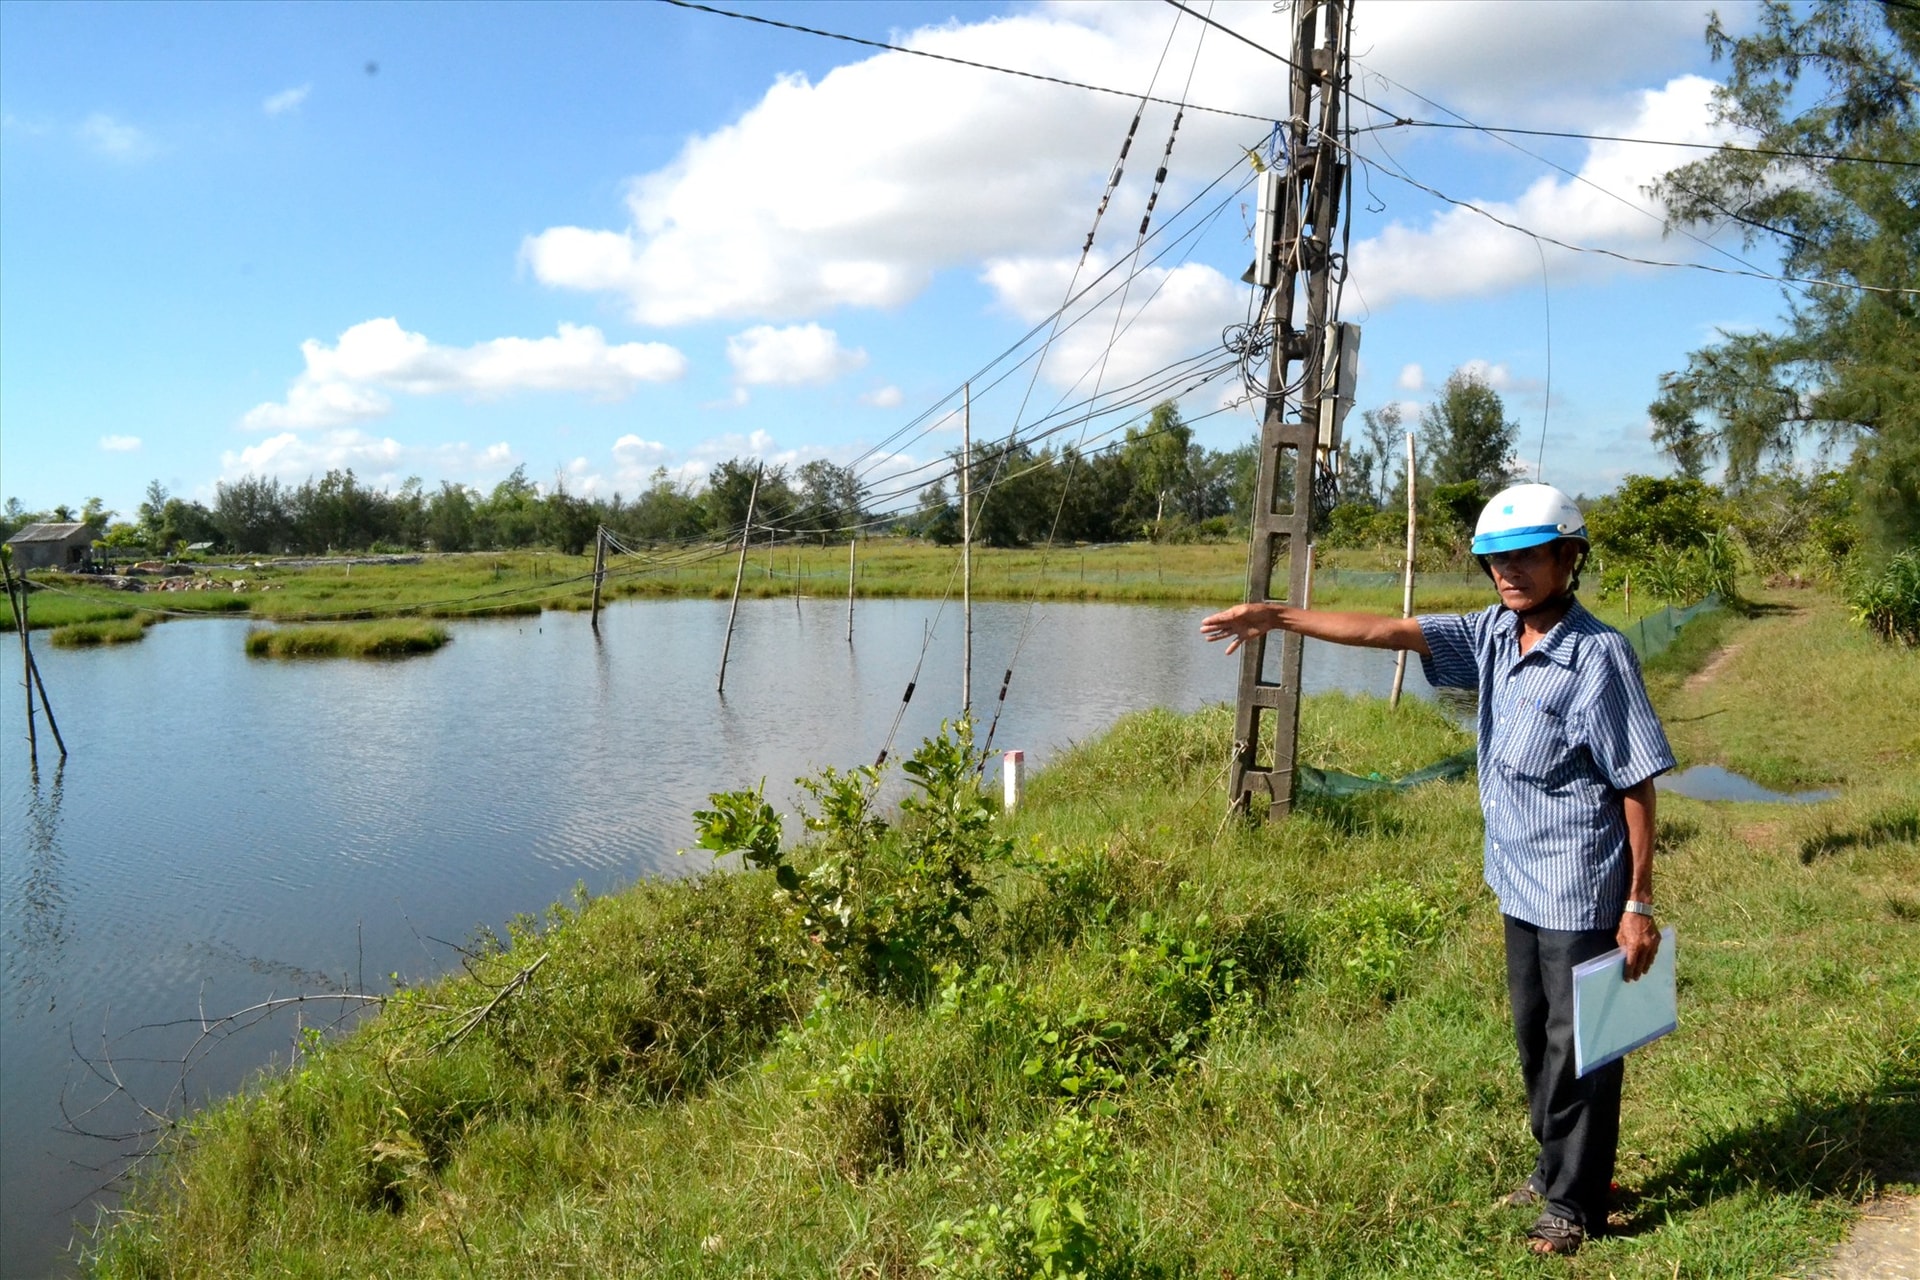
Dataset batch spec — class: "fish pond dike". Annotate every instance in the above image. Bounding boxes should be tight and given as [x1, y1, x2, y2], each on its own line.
[0, 597, 1436, 1278]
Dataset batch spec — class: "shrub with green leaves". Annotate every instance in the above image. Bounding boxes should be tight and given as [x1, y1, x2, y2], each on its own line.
[1848, 548, 1920, 646]
[922, 1113, 1131, 1280]
[1312, 880, 1446, 1000]
[694, 720, 1009, 997]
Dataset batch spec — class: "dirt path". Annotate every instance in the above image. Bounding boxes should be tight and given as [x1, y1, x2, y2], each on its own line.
[1803, 1195, 1919, 1279]
[1684, 639, 1744, 692]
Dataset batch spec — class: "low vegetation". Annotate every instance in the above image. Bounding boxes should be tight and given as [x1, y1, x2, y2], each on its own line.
[90, 592, 1917, 1278]
[244, 621, 451, 659]
[4, 543, 1504, 637]
[48, 615, 156, 647]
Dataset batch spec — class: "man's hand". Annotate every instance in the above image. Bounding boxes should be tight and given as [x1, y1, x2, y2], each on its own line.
[1618, 911, 1659, 981]
[1199, 603, 1279, 655]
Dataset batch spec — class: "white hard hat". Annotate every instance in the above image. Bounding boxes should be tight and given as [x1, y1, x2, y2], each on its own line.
[1471, 483, 1588, 556]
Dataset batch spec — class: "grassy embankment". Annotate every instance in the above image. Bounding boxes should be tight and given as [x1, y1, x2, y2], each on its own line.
[244, 621, 451, 659]
[3, 543, 1508, 637]
[88, 589, 1916, 1278]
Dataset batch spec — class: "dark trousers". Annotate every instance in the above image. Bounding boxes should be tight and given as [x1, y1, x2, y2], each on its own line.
[1503, 914, 1624, 1229]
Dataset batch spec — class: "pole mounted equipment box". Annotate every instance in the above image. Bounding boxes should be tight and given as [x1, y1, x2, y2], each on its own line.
[1251, 167, 1285, 289]
[1318, 321, 1361, 459]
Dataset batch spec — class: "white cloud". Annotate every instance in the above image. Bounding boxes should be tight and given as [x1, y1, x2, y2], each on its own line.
[1, 111, 54, 137]
[726, 323, 867, 386]
[982, 255, 1242, 395]
[702, 386, 752, 410]
[1350, 76, 1740, 309]
[522, 2, 1728, 329]
[1397, 363, 1424, 392]
[79, 112, 151, 160]
[99, 434, 142, 453]
[219, 429, 519, 490]
[244, 318, 688, 430]
[522, 5, 1248, 326]
[263, 85, 312, 116]
[1347, 1, 1718, 126]
[860, 385, 904, 409]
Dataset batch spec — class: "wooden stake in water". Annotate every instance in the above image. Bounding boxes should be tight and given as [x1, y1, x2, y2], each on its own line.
[718, 465, 762, 695]
[25, 646, 65, 759]
[1390, 432, 1418, 710]
[961, 381, 972, 717]
[846, 536, 856, 644]
[589, 526, 606, 634]
[4, 550, 38, 764]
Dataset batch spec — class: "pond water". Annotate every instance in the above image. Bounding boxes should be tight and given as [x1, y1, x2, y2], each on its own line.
[0, 598, 1434, 1277]
[1656, 764, 1838, 805]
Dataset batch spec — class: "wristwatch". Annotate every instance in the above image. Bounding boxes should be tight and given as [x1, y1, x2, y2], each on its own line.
[1624, 900, 1656, 917]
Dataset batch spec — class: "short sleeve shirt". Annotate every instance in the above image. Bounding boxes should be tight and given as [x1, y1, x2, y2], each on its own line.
[1418, 601, 1674, 930]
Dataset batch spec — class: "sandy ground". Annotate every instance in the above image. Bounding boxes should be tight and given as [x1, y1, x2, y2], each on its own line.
[1803, 1196, 1918, 1280]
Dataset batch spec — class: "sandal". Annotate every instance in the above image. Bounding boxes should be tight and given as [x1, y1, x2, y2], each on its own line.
[1502, 1181, 1544, 1208]
[1526, 1214, 1584, 1256]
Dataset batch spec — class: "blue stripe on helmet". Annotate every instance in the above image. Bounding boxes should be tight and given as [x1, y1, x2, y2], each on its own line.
[1471, 523, 1582, 555]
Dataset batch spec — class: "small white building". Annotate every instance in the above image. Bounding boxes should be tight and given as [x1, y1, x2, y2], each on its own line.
[5, 522, 96, 571]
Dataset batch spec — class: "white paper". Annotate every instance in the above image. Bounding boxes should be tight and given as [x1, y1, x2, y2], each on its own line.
[1571, 926, 1677, 1078]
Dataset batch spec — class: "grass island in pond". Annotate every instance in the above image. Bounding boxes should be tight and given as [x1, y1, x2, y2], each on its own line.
[244, 621, 451, 659]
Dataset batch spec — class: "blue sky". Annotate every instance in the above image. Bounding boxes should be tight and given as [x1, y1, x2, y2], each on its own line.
[1, 0, 1791, 521]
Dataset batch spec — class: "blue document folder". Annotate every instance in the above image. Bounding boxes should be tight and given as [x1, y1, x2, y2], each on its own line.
[1571, 926, 1677, 1078]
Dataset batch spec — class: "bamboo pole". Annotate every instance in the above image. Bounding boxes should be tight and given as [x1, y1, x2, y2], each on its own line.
[846, 536, 856, 643]
[1390, 432, 1417, 710]
[961, 381, 972, 717]
[717, 465, 762, 695]
[27, 649, 65, 758]
[4, 550, 38, 764]
[960, 384, 974, 716]
[589, 527, 606, 633]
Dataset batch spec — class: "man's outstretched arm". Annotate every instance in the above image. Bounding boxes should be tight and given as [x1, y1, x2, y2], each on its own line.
[1200, 603, 1430, 656]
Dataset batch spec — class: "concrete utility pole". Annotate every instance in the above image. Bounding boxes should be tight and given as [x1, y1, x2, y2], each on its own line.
[1228, 0, 1350, 819]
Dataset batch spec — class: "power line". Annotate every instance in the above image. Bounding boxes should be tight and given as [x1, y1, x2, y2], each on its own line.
[1347, 149, 1920, 297]
[1163, 0, 1917, 171]
[653, 0, 1275, 124]
[1388, 120, 1919, 171]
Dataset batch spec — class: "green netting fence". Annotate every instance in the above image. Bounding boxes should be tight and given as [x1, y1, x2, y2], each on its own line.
[1314, 568, 1488, 591]
[1296, 596, 1722, 797]
[1618, 594, 1722, 662]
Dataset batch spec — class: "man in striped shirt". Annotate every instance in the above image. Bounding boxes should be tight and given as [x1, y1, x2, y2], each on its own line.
[1201, 483, 1673, 1257]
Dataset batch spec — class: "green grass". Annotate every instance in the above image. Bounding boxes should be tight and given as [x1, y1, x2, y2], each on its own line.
[5, 544, 1512, 637]
[86, 591, 1916, 1277]
[244, 621, 452, 659]
[47, 615, 157, 647]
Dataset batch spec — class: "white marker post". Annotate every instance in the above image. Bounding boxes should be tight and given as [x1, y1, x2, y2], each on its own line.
[1002, 750, 1025, 813]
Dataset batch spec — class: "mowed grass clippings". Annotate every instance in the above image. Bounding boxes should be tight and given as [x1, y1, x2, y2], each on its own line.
[244, 621, 451, 659]
[87, 592, 1916, 1278]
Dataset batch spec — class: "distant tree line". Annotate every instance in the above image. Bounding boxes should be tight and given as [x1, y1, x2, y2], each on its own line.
[0, 462, 874, 558]
[911, 401, 1261, 547]
[3, 401, 1277, 557]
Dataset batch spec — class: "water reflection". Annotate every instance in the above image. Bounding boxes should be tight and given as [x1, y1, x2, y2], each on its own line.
[7, 764, 68, 1017]
[0, 598, 1434, 1277]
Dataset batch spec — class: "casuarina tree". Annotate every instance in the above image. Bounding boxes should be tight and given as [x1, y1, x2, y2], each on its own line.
[1648, 0, 1917, 554]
